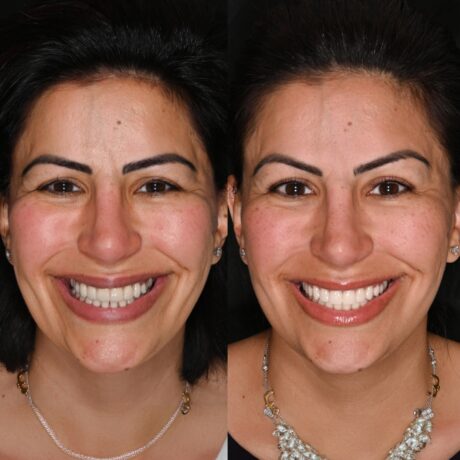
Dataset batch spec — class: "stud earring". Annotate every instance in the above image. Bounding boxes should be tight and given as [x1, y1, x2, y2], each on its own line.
[5, 248, 12, 264]
[239, 247, 246, 258]
[450, 245, 460, 256]
[213, 247, 223, 258]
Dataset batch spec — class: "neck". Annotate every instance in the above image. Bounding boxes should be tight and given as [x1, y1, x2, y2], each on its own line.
[24, 330, 186, 455]
[267, 323, 434, 457]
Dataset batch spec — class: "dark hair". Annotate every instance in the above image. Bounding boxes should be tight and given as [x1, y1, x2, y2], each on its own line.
[230, 0, 460, 340]
[0, 0, 227, 383]
[232, 0, 460, 186]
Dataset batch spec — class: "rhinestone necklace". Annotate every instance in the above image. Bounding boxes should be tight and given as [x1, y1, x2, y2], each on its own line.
[262, 338, 440, 460]
[17, 369, 191, 460]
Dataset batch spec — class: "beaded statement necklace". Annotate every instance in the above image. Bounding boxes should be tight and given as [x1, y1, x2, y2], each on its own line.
[17, 369, 191, 460]
[262, 339, 440, 460]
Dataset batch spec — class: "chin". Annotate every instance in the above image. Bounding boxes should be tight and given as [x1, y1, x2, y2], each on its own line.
[74, 337, 148, 374]
[301, 335, 375, 375]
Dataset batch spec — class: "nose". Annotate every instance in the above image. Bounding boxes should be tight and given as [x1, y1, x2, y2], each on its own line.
[78, 188, 141, 265]
[310, 192, 373, 268]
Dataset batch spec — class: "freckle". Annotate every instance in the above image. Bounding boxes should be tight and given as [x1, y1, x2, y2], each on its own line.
[124, 367, 130, 371]
[116, 120, 121, 125]
[95, 340, 99, 344]
[328, 340, 332, 344]
[347, 121, 352, 126]
[358, 368, 363, 372]
[242, 394, 246, 400]
[1, 394, 5, 398]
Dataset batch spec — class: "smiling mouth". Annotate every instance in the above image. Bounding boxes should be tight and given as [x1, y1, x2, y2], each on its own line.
[299, 279, 392, 311]
[69, 278, 155, 308]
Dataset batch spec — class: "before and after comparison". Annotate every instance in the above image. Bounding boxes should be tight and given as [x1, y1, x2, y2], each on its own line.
[2, 0, 460, 459]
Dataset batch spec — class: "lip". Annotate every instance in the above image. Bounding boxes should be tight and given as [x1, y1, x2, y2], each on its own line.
[292, 277, 401, 327]
[55, 274, 168, 323]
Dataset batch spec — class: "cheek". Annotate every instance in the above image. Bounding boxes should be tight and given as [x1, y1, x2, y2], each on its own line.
[243, 204, 308, 272]
[139, 200, 215, 267]
[372, 203, 450, 271]
[9, 200, 79, 267]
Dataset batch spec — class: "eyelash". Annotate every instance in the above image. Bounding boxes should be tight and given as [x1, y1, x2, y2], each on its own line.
[368, 177, 413, 196]
[267, 177, 413, 199]
[38, 179, 82, 195]
[269, 179, 313, 197]
[136, 179, 181, 194]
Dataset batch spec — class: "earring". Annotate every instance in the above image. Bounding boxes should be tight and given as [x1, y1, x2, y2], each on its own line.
[213, 247, 223, 258]
[5, 248, 12, 264]
[239, 247, 246, 258]
[450, 245, 460, 256]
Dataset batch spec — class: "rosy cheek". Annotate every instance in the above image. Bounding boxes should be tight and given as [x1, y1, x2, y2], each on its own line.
[243, 205, 306, 270]
[9, 201, 79, 264]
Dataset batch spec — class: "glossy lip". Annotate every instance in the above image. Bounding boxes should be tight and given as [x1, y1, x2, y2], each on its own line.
[292, 277, 401, 327]
[55, 274, 168, 323]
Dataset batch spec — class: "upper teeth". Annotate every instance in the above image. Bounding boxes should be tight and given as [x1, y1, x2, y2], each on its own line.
[301, 280, 389, 311]
[70, 278, 154, 308]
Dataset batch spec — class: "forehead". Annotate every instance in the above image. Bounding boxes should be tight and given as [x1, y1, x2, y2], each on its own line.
[245, 73, 447, 172]
[14, 77, 209, 171]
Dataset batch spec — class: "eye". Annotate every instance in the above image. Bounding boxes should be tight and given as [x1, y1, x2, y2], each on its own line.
[270, 180, 313, 197]
[369, 180, 411, 196]
[38, 179, 82, 195]
[137, 180, 179, 194]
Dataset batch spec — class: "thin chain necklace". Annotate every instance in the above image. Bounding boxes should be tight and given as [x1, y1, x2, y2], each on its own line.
[17, 369, 192, 460]
[262, 337, 440, 460]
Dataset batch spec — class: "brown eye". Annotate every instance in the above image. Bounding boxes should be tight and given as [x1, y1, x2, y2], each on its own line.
[39, 180, 81, 195]
[370, 180, 409, 196]
[137, 180, 178, 194]
[272, 180, 312, 196]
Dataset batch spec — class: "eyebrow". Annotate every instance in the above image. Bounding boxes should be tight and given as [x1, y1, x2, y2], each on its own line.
[251, 149, 431, 178]
[252, 153, 323, 177]
[122, 153, 197, 174]
[353, 150, 431, 175]
[22, 154, 92, 177]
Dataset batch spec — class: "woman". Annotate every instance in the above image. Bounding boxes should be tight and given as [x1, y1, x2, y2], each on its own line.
[0, 0, 227, 458]
[228, 0, 460, 458]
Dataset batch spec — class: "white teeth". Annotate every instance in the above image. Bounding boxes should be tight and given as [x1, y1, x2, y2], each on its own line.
[70, 278, 155, 308]
[301, 280, 390, 311]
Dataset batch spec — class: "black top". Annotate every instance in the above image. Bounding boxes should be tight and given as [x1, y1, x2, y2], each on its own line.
[228, 434, 460, 460]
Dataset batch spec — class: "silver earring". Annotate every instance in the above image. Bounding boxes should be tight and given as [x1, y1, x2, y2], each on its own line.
[239, 247, 246, 258]
[5, 248, 11, 263]
[213, 247, 223, 258]
[450, 245, 460, 256]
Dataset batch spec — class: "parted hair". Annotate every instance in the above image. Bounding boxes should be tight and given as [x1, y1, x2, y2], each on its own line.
[0, 0, 227, 383]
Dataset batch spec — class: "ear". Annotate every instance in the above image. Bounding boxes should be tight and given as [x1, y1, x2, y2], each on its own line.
[0, 197, 10, 250]
[227, 175, 244, 249]
[447, 187, 460, 263]
[211, 188, 228, 264]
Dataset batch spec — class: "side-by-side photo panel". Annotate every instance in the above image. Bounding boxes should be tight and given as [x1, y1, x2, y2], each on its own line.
[227, 0, 460, 459]
[0, 1, 227, 459]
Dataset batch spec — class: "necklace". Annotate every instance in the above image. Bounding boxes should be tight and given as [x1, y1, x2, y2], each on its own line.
[262, 338, 440, 460]
[17, 369, 191, 460]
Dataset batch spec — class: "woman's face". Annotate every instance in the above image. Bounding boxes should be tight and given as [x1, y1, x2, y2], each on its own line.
[230, 74, 460, 373]
[1, 77, 226, 373]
